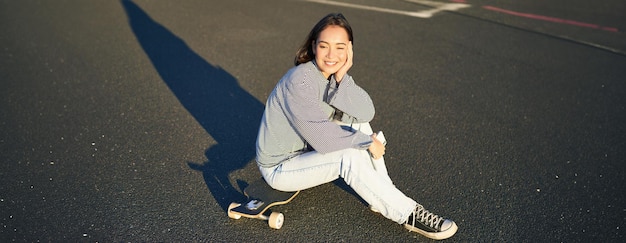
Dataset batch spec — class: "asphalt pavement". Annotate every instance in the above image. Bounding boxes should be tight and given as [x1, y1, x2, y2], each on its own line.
[1, 0, 625, 242]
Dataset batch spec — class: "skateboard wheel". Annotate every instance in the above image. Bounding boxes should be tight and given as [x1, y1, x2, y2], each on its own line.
[227, 203, 241, 219]
[268, 212, 284, 229]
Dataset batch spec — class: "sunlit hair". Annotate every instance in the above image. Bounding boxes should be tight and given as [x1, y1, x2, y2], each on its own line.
[294, 13, 353, 66]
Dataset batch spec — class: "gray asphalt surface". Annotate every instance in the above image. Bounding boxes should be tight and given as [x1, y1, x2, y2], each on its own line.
[1, 0, 625, 242]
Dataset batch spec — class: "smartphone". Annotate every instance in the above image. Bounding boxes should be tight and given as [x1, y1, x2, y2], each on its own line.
[376, 131, 386, 145]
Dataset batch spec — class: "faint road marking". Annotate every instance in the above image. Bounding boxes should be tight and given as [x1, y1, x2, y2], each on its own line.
[483, 5, 619, 33]
[306, 0, 470, 18]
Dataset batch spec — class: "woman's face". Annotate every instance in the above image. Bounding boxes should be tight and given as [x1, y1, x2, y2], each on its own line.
[313, 25, 349, 79]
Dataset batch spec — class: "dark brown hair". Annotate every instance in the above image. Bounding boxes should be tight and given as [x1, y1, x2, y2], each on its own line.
[294, 13, 354, 66]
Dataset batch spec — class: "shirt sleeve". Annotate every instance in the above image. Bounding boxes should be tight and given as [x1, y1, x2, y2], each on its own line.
[327, 74, 375, 123]
[282, 70, 372, 154]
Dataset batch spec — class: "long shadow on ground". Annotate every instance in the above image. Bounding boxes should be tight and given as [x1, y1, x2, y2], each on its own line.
[122, 0, 264, 211]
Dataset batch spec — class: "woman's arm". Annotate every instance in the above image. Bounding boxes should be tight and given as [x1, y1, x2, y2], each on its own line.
[327, 74, 375, 123]
[283, 68, 372, 154]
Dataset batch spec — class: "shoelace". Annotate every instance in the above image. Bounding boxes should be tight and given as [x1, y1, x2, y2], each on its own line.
[410, 204, 444, 230]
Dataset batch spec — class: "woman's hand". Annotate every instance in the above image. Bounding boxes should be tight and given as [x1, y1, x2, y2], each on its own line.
[335, 41, 353, 83]
[368, 133, 385, 159]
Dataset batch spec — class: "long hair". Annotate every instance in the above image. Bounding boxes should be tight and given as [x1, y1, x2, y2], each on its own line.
[294, 13, 353, 66]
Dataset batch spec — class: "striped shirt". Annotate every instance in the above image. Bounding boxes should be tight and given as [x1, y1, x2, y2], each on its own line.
[256, 61, 375, 167]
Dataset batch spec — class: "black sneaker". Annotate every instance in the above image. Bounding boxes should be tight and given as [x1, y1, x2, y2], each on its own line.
[403, 204, 458, 240]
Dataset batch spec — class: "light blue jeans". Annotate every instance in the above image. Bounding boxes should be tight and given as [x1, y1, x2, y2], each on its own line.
[258, 122, 417, 224]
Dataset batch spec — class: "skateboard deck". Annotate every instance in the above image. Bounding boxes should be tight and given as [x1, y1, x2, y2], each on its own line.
[228, 178, 299, 229]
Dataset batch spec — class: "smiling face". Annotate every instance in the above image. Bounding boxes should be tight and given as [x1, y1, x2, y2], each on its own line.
[313, 25, 350, 79]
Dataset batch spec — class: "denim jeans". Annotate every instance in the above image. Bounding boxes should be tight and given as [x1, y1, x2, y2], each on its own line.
[258, 122, 417, 224]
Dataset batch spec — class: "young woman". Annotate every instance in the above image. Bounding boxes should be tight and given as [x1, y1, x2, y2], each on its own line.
[255, 13, 457, 240]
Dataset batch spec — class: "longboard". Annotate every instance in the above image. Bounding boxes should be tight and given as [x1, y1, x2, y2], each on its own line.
[228, 178, 299, 229]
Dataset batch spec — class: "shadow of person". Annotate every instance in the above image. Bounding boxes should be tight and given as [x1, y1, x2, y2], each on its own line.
[122, 0, 264, 211]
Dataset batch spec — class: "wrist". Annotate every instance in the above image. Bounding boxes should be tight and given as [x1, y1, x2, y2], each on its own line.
[334, 72, 347, 83]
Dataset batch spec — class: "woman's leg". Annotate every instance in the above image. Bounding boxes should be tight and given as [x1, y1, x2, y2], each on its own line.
[258, 121, 458, 239]
[338, 123, 457, 239]
[259, 146, 416, 224]
[336, 122, 393, 183]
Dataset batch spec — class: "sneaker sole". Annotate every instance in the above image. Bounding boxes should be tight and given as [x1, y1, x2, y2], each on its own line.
[404, 221, 458, 240]
[370, 206, 380, 213]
